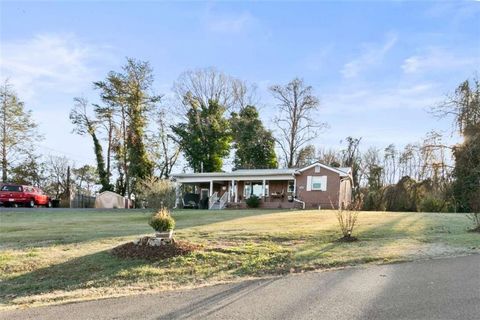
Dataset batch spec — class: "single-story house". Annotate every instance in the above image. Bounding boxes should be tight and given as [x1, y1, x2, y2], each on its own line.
[171, 162, 353, 210]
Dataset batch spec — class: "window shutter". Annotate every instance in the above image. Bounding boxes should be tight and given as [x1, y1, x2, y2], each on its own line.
[306, 176, 312, 191]
[321, 176, 328, 191]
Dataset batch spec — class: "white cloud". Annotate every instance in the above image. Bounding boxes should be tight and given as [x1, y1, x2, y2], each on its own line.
[402, 48, 479, 74]
[0, 33, 113, 99]
[322, 82, 439, 115]
[204, 10, 255, 34]
[341, 33, 398, 78]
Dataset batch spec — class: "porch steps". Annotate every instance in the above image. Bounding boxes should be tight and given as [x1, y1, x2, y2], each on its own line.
[210, 202, 222, 210]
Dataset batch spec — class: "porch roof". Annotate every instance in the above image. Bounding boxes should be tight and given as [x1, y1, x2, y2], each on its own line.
[172, 168, 296, 183]
[171, 163, 352, 183]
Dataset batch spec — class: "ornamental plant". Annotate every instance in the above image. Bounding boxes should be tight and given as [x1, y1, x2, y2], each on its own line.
[149, 208, 175, 232]
[246, 195, 260, 208]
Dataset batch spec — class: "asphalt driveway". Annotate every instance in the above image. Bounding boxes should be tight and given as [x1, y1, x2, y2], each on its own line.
[1, 254, 479, 320]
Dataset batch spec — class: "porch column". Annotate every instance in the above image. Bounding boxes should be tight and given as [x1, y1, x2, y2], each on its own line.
[293, 178, 297, 197]
[262, 179, 266, 200]
[234, 180, 238, 203]
[175, 182, 181, 209]
[209, 180, 213, 196]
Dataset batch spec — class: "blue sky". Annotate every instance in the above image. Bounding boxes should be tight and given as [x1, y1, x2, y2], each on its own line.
[1, 1, 479, 167]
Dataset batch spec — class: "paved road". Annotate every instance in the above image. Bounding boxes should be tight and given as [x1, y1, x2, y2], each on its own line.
[2, 255, 479, 320]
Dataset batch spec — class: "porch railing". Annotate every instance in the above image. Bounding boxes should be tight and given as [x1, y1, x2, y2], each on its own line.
[218, 191, 228, 210]
[208, 192, 218, 209]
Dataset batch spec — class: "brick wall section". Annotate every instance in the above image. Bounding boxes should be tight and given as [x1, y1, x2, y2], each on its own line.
[295, 166, 341, 209]
[227, 201, 295, 209]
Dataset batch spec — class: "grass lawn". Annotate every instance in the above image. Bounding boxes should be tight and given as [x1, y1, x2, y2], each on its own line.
[0, 208, 478, 309]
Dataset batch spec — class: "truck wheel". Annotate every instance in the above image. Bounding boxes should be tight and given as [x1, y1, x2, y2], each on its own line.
[46, 200, 52, 208]
[29, 199, 35, 208]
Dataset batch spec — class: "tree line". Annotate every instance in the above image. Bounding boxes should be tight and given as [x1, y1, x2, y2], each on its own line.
[1, 59, 478, 214]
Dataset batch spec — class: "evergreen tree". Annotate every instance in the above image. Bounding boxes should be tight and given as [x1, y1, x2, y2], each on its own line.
[230, 106, 278, 169]
[172, 99, 231, 172]
[94, 58, 161, 196]
[0, 81, 41, 182]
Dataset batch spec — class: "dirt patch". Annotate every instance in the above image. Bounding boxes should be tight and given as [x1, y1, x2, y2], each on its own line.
[111, 241, 201, 260]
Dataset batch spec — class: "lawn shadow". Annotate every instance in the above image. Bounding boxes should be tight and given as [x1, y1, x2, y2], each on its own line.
[292, 214, 421, 268]
[0, 250, 147, 306]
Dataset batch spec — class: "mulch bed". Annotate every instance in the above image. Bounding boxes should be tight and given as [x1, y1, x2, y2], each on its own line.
[111, 240, 202, 260]
[336, 236, 359, 243]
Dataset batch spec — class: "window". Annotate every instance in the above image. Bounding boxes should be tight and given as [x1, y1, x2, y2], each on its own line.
[314, 165, 320, 173]
[244, 182, 267, 198]
[311, 176, 323, 190]
[307, 176, 327, 191]
[244, 183, 252, 198]
[1, 185, 22, 192]
[288, 180, 294, 192]
[252, 183, 263, 197]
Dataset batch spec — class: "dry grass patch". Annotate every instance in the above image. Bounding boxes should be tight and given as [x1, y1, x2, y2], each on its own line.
[0, 208, 478, 309]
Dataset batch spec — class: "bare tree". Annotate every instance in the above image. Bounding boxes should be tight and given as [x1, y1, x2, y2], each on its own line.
[70, 97, 110, 191]
[43, 156, 73, 199]
[173, 67, 256, 114]
[360, 147, 382, 187]
[431, 78, 480, 136]
[341, 137, 362, 189]
[295, 144, 317, 167]
[270, 78, 326, 168]
[317, 148, 342, 167]
[148, 108, 181, 178]
[383, 144, 398, 185]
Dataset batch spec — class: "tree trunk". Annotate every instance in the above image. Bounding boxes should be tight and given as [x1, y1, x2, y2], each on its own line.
[1, 97, 7, 182]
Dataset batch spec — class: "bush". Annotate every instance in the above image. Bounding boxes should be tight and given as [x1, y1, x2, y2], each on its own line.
[149, 208, 175, 232]
[138, 177, 176, 209]
[418, 196, 445, 213]
[246, 195, 260, 208]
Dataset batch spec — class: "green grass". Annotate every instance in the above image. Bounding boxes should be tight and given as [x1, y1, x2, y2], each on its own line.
[0, 208, 478, 309]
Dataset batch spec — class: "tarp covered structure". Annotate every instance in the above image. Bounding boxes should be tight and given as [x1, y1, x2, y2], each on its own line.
[95, 191, 125, 209]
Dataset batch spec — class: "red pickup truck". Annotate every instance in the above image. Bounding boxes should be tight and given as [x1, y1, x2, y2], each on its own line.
[0, 184, 52, 208]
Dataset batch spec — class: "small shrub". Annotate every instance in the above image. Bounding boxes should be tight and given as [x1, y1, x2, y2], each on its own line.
[467, 197, 480, 232]
[149, 208, 175, 232]
[418, 196, 445, 212]
[246, 195, 260, 208]
[335, 207, 359, 241]
[466, 213, 480, 232]
[138, 177, 176, 209]
[335, 196, 362, 241]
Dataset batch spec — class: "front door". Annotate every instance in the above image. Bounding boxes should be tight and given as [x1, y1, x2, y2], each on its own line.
[200, 189, 209, 200]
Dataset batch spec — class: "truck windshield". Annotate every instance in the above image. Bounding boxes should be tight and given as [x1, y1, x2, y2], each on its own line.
[1, 185, 22, 192]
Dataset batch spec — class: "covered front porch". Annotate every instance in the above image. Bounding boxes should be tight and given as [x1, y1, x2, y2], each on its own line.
[174, 176, 297, 210]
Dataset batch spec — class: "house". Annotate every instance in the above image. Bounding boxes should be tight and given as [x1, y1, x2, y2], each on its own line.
[171, 162, 353, 210]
